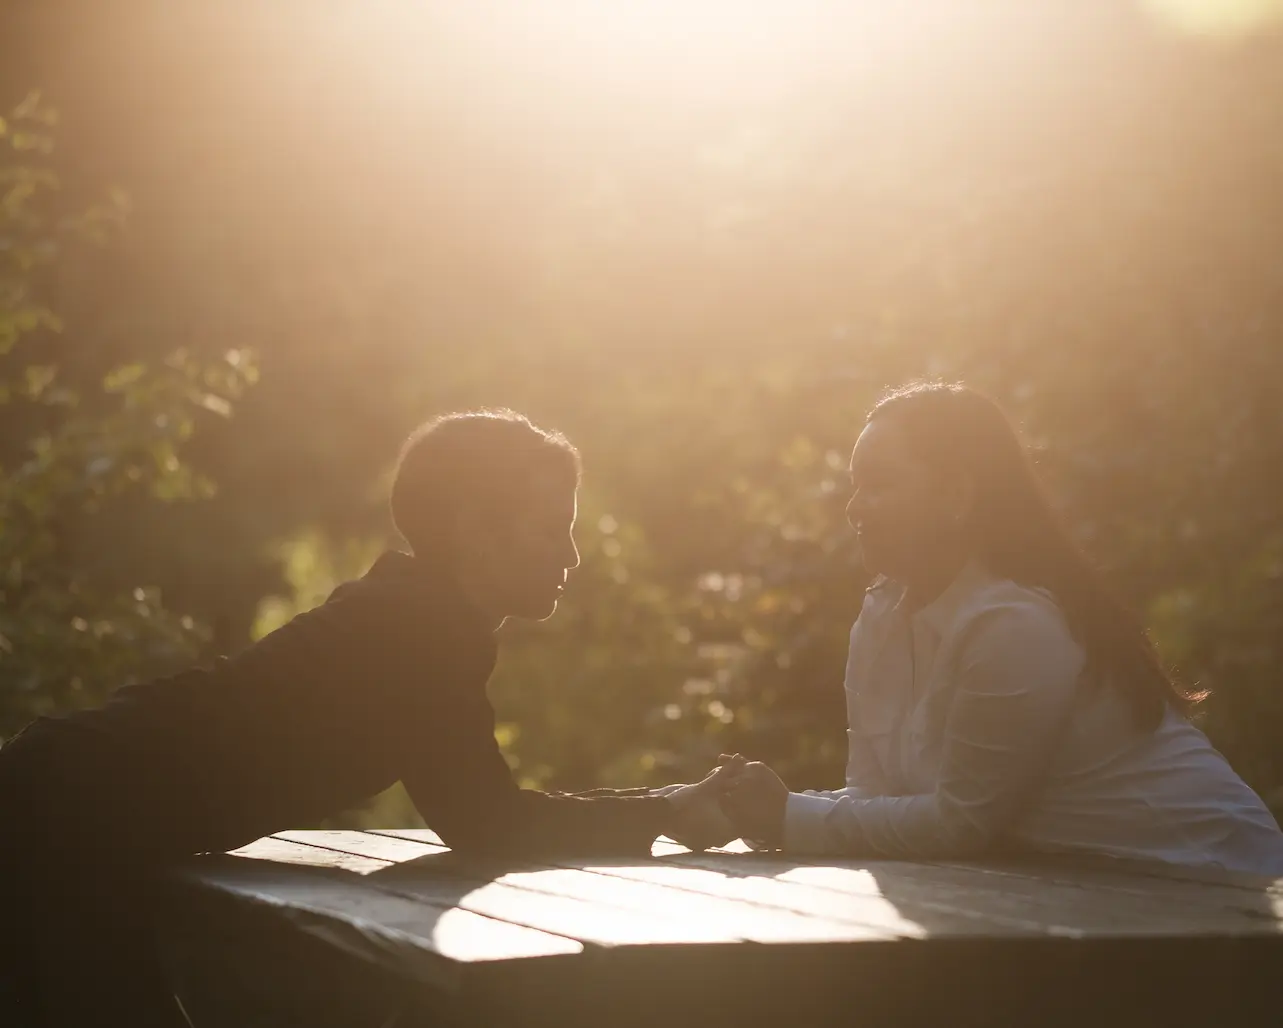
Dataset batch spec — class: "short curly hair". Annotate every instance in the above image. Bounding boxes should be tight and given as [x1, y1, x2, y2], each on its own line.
[390, 408, 580, 555]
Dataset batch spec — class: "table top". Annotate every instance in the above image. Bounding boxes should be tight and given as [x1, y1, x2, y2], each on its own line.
[165, 829, 1283, 1027]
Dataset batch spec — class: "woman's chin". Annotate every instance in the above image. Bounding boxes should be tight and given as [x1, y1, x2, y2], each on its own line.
[514, 593, 561, 622]
[856, 540, 894, 580]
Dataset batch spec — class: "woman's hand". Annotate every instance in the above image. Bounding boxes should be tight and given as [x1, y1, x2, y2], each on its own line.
[715, 753, 789, 846]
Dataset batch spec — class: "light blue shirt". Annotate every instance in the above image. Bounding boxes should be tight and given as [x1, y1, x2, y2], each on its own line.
[785, 562, 1283, 874]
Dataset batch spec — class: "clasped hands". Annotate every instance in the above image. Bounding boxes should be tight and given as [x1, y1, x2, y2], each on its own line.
[657, 753, 789, 851]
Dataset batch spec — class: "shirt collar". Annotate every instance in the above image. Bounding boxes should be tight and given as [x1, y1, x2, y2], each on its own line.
[362, 549, 498, 638]
[907, 559, 995, 638]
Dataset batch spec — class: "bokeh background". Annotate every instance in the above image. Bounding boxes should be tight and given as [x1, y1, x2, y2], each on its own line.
[3, 1, 1282, 827]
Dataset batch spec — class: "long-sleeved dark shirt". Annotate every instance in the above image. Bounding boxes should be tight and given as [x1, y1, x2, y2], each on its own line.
[0, 551, 670, 866]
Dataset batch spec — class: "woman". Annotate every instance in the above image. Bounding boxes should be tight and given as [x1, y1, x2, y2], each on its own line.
[716, 382, 1283, 874]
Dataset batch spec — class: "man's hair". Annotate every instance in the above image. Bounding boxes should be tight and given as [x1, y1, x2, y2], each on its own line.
[390, 408, 581, 553]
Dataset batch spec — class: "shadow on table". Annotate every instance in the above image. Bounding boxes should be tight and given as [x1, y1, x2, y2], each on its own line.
[861, 854, 1283, 1027]
[663, 847, 1283, 1028]
[162, 853, 511, 1028]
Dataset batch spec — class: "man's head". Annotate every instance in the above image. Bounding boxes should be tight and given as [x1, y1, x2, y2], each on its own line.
[390, 409, 581, 622]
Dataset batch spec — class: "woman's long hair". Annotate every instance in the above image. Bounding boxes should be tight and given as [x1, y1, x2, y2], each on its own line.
[868, 381, 1201, 728]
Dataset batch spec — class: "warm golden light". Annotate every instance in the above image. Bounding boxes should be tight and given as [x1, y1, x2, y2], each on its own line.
[3, 0, 1282, 874]
[1141, 0, 1283, 38]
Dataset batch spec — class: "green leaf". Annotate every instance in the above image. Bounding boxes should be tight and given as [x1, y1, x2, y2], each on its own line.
[24, 364, 56, 398]
[11, 131, 53, 154]
[11, 91, 41, 119]
[103, 363, 147, 392]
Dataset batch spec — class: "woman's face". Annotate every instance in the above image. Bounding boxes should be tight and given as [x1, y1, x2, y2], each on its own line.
[846, 417, 962, 580]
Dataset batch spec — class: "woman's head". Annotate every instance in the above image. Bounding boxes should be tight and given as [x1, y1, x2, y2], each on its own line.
[848, 382, 1041, 581]
[848, 381, 1198, 726]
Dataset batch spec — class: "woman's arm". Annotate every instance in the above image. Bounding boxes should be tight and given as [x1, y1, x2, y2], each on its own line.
[783, 597, 1085, 857]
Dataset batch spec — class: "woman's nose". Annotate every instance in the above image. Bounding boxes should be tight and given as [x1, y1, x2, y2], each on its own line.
[564, 536, 582, 571]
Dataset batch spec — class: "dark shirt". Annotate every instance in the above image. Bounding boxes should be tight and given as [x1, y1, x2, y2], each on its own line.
[0, 551, 669, 865]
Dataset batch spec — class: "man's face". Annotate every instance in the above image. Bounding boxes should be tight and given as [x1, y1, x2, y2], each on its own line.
[456, 478, 581, 622]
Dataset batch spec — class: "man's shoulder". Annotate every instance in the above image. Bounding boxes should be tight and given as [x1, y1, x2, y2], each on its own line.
[233, 549, 494, 679]
[257, 551, 436, 639]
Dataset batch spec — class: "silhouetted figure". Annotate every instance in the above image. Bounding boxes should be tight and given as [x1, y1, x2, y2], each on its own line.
[0, 410, 728, 1027]
[714, 383, 1283, 872]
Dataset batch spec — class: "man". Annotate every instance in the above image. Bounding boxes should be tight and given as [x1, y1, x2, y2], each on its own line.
[0, 409, 732, 1026]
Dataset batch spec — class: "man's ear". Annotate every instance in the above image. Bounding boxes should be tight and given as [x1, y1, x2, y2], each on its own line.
[452, 503, 507, 557]
[449, 505, 481, 555]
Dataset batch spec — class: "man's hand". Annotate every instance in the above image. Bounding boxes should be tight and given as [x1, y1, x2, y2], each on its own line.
[663, 772, 739, 851]
[714, 753, 789, 847]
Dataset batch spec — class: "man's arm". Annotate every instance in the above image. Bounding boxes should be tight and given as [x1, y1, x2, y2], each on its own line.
[401, 693, 671, 857]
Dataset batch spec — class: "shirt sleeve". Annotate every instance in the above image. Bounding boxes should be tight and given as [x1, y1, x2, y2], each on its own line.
[401, 692, 670, 857]
[842, 596, 894, 796]
[843, 732, 888, 797]
[783, 597, 1086, 857]
[795, 785, 874, 803]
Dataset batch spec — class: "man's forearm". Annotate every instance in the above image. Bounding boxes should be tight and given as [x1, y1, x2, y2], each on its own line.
[406, 771, 670, 857]
[507, 790, 670, 855]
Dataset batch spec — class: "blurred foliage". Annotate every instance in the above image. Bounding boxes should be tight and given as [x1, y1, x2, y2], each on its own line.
[0, 93, 255, 731]
[2, 3, 1282, 825]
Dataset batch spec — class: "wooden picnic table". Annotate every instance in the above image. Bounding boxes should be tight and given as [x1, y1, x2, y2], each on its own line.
[159, 829, 1283, 1028]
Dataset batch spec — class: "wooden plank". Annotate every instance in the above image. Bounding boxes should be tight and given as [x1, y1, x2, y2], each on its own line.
[832, 857, 1283, 935]
[574, 859, 1012, 938]
[484, 866, 876, 942]
[362, 829, 910, 940]
[247, 836, 728, 949]
[642, 844, 1280, 938]
[784, 862, 1278, 937]
[930, 858, 1283, 922]
[363, 829, 1282, 924]
[275, 828, 442, 864]
[369, 829, 1025, 938]
[960, 853, 1283, 895]
[172, 856, 583, 981]
[293, 830, 859, 944]
[231, 836, 392, 875]
[683, 840, 1283, 913]
[181, 833, 1283, 1027]
[669, 852, 1066, 934]
[384, 872, 747, 945]
[372, 828, 1053, 936]
[656, 840, 1282, 934]
[267, 830, 740, 945]
[250, 829, 1283, 946]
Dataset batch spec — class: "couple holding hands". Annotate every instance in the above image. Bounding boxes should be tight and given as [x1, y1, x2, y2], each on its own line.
[4, 380, 1283, 1025]
[6, 380, 1282, 871]
[648, 751, 783, 850]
